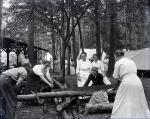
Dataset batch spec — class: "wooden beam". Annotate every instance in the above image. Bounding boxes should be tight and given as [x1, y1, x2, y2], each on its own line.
[17, 85, 117, 101]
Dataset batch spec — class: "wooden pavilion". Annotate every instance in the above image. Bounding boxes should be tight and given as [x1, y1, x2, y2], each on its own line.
[0, 37, 48, 70]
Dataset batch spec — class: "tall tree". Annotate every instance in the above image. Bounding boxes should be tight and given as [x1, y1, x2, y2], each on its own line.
[71, 16, 77, 70]
[107, 0, 117, 76]
[0, 0, 2, 66]
[27, 3, 35, 66]
[94, 0, 101, 59]
[77, 20, 84, 52]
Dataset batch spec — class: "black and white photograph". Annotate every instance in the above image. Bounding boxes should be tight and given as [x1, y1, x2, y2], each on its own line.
[0, 0, 150, 119]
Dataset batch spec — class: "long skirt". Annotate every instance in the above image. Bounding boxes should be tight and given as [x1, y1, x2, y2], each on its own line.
[0, 74, 17, 119]
[111, 74, 150, 118]
[25, 70, 42, 94]
[88, 90, 109, 105]
[85, 90, 109, 114]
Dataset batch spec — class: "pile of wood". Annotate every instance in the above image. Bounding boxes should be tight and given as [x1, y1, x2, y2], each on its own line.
[17, 79, 117, 118]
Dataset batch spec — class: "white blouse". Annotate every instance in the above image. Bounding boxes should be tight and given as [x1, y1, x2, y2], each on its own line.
[113, 57, 137, 80]
[76, 60, 92, 77]
[92, 60, 104, 74]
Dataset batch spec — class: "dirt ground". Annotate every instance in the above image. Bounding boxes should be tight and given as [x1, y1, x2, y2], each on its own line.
[16, 77, 150, 119]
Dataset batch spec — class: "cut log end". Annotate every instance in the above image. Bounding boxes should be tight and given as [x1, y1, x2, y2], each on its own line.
[56, 104, 63, 112]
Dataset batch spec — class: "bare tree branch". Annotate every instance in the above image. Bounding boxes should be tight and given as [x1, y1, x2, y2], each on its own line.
[34, 6, 63, 38]
[66, 0, 97, 45]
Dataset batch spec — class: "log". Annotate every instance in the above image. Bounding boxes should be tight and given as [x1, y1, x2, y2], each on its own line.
[53, 97, 70, 119]
[52, 78, 73, 119]
[62, 110, 71, 119]
[52, 78, 65, 89]
[56, 97, 76, 112]
[17, 85, 117, 100]
[52, 75, 64, 83]
[17, 90, 91, 101]
[85, 103, 113, 114]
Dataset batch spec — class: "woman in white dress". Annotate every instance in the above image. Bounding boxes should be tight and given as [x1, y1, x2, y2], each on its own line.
[76, 52, 92, 87]
[92, 54, 104, 75]
[111, 50, 150, 118]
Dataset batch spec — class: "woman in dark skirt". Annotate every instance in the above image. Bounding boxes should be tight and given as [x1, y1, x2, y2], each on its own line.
[25, 60, 54, 94]
[0, 63, 30, 119]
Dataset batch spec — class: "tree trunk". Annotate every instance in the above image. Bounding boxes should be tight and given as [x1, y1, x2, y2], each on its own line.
[0, 0, 2, 66]
[62, 39, 66, 80]
[28, 7, 35, 66]
[59, 37, 62, 70]
[60, 0, 65, 70]
[77, 21, 84, 53]
[67, 45, 71, 75]
[70, 0, 77, 71]
[51, 23, 56, 73]
[94, 0, 102, 60]
[71, 17, 77, 71]
[107, 5, 117, 77]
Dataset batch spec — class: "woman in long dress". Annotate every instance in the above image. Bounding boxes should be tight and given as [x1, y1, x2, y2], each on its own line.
[111, 50, 150, 118]
[76, 52, 92, 87]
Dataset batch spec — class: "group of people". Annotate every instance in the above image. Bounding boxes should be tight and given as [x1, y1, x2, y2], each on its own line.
[76, 51, 150, 118]
[0, 60, 55, 119]
[76, 52, 111, 113]
[76, 52, 107, 87]
[0, 50, 150, 119]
